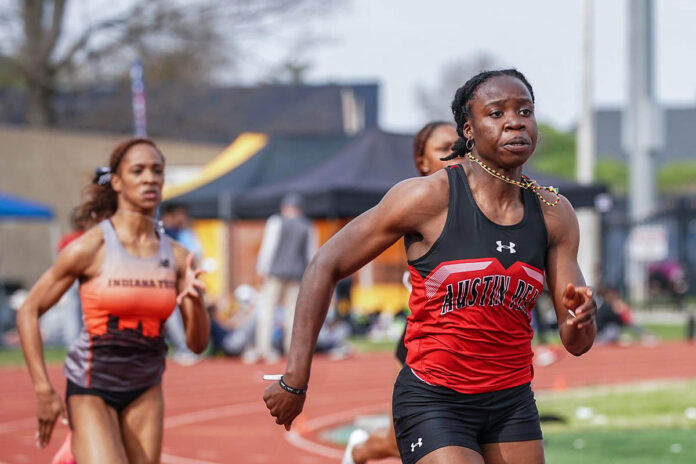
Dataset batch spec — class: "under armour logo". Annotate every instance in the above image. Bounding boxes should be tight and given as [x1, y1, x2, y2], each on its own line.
[411, 438, 423, 452]
[159, 259, 170, 268]
[496, 241, 516, 253]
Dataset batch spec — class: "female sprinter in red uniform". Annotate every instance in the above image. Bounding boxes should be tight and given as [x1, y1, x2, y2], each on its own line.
[343, 121, 458, 464]
[264, 69, 596, 464]
[18, 138, 209, 463]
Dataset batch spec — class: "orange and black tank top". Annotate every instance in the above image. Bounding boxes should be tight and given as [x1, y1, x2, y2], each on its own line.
[405, 164, 547, 394]
[64, 220, 178, 390]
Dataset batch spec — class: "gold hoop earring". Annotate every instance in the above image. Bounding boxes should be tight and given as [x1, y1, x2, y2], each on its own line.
[465, 138, 475, 152]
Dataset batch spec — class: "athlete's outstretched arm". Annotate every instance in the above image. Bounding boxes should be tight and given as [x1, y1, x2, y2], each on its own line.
[543, 196, 597, 356]
[173, 244, 209, 354]
[264, 176, 442, 430]
[16, 228, 102, 448]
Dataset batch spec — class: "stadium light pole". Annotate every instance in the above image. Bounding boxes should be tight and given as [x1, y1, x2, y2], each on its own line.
[623, 0, 660, 303]
[576, 0, 599, 287]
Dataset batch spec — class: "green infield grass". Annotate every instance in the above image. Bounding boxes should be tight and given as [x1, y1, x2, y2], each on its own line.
[539, 380, 696, 463]
[0, 346, 66, 366]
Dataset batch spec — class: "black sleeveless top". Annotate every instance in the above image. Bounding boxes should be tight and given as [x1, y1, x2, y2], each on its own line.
[404, 164, 549, 393]
[410, 164, 547, 275]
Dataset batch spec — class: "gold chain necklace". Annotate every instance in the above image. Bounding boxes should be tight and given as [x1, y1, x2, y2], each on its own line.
[465, 153, 560, 207]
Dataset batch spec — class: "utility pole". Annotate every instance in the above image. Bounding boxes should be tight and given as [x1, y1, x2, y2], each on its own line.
[576, 0, 599, 287]
[623, 0, 661, 303]
[130, 59, 147, 137]
[577, 0, 595, 186]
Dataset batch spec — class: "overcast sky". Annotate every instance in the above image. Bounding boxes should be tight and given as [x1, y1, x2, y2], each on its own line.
[244, 0, 696, 132]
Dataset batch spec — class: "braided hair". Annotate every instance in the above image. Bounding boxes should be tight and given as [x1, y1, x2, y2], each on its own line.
[74, 138, 164, 228]
[444, 69, 535, 161]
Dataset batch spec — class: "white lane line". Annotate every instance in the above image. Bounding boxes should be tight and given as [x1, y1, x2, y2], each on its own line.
[0, 401, 263, 435]
[285, 402, 389, 459]
[0, 384, 388, 435]
[165, 402, 261, 429]
[164, 388, 388, 430]
[161, 453, 221, 464]
[304, 402, 389, 430]
[286, 430, 344, 459]
[0, 393, 389, 461]
[0, 418, 35, 435]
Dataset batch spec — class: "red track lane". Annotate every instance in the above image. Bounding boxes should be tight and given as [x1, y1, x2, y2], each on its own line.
[1, 341, 695, 463]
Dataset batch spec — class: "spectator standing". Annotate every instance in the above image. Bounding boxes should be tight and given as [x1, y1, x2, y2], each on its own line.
[255, 193, 316, 362]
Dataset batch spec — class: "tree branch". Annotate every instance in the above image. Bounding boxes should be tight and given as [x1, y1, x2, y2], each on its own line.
[52, 13, 136, 72]
[36, 0, 66, 66]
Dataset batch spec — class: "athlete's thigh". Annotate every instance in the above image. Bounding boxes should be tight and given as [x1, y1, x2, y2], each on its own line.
[69, 395, 128, 464]
[416, 446, 485, 464]
[120, 383, 164, 464]
[481, 439, 545, 464]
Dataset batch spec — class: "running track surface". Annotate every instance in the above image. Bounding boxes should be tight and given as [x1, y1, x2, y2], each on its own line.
[1, 341, 695, 464]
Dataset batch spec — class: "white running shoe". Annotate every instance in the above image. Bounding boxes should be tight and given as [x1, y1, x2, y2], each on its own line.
[172, 351, 202, 366]
[341, 428, 369, 464]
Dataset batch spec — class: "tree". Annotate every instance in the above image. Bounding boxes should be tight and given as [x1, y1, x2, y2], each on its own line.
[415, 53, 497, 122]
[259, 36, 322, 85]
[0, 0, 344, 126]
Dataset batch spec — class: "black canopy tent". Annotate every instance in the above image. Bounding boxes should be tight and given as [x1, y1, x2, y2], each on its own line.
[234, 129, 417, 218]
[167, 135, 354, 218]
[233, 129, 608, 219]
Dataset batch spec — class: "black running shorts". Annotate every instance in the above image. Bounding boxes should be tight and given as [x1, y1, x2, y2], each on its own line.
[392, 365, 542, 463]
[66, 379, 152, 415]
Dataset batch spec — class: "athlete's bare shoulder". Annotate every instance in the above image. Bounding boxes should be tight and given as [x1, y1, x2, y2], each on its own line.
[61, 224, 104, 260]
[417, 167, 451, 199]
[368, 169, 450, 237]
[383, 169, 450, 223]
[55, 224, 105, 277]
[538, 193, 578, 247]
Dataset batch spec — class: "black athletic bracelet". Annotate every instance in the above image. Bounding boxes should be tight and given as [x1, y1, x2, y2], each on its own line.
[279, 376, 307, 395]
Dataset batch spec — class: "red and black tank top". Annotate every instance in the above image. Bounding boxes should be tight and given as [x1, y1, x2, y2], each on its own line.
[405, 164, 547, 394]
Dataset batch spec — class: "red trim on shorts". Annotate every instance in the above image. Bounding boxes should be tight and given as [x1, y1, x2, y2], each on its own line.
[86, 337, 93, 388]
